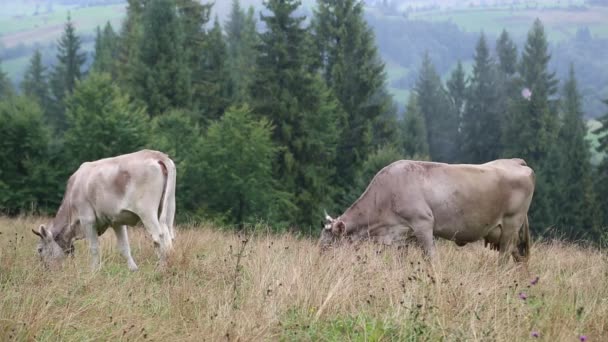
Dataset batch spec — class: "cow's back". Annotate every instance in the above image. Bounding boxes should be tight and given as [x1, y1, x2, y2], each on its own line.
[66, 150, 170, 225]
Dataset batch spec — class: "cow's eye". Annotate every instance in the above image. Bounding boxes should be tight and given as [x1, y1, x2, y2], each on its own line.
[37, 247, 42, 254]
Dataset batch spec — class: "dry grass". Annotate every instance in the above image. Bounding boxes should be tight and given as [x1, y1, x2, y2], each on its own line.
[1, 216, 607, 341]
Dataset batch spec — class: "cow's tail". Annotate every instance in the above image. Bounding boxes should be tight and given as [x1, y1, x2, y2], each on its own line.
[158, 157, 177, 242]
[518, 215, 531, 262]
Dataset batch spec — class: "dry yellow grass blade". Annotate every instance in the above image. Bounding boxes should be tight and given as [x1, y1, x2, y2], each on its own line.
[1, 216, 606, 341]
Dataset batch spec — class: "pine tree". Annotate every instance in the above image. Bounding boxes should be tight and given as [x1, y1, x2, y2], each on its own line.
[461, 33, 501, 163]
[551, 65, 598, 239]
[251, 0, 342, 228]
[0, 59, 14, 100]
[496, 29, 518, 76]
[49, 13, 86, 131]
[133, 0, 191, 116]
[0, 96, 58, 214]
[197, 17, 231, 123]
[415, 52, 458, 163]
[595, 99, 608, 231]
[21, 49, 50, 109]
[400, 94, 429, 159]
[92, 22, 119, 75]
[225, 0, 258, 104]
[63, 73, 149, 170]
[116, 0, 147, 93]
[446, 60, 467, 120]
[313, 0, 398, 193]
[199, 106, 284, 226]
[176, 0, 212, 111]
[502, 19, 560, 233]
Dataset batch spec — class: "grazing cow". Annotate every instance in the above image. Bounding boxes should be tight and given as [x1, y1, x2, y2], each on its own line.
[321, 158, 534, 264]
[33, 150, 176, 271]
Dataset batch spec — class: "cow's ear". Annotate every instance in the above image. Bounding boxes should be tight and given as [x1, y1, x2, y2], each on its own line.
[332, 221, 345, 235]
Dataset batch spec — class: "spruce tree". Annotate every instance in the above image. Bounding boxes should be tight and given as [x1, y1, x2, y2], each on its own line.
[502, 19, 559, 233]
[49, 13, 86, 131]
[116, 0, 147, 93]
[0, 96, 58, 214]
[415, 52, 458, 163]
[313, 0, 398, 193]
[21, 49, 50, 109]
[461, 33, 501, 163]
[0, 59, 14, 100]
[225, 0, 258, 104]
[197, 17, 231, 123]
[63, 72, 149, 170]
[552, 65, 598, 239]
[251, 0, 342, 228]
[92, 22, 119, 75]
[446, 60, 467, 121]
[496, 29, 518, 76]
[133, 0, 191, 116]
[400, 94, 429, 159]
[595, 99, 608, 231]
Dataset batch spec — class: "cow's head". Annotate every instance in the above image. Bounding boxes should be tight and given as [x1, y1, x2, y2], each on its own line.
[32, 224, 72, 269]
[319, 210, 346, 249]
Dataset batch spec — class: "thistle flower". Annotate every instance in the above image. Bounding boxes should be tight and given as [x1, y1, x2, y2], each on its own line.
[531, 331, 540, 338]
[579, 335, 587, 342]
[522, 87, 532, 100]
[531, 276, 539, 285]
[519, 292, 528, 300]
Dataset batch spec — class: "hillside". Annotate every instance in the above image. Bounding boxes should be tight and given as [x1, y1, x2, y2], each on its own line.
[1, 217, 606, 340]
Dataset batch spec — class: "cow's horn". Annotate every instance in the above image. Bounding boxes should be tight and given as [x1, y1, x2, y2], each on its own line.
[32, 229, 43, 238]
[324, 209, 332, 221]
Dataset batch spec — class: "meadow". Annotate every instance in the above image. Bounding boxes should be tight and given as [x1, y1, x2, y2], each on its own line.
[1, 217, 606, 341]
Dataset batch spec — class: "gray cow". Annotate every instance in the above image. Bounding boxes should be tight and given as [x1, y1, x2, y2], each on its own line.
[321, 158, 534, 264]
[33, 150, 176, 271]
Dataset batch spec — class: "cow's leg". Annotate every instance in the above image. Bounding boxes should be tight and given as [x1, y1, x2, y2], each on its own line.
[498, 216, 524, 265]
[82, 221, 101, 271]
[411, 219, 435, 260]
[113, 225, 138, 271]
[139, 213, 172, 268]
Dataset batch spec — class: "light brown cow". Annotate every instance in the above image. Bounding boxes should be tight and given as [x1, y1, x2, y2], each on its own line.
[33, 150, 176, 271]
[321, 158, 534, 264]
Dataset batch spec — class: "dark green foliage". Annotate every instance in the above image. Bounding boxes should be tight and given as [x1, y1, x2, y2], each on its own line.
[415, 52, 459, 163]
[548, 66, 599, 238]
[21, 50, 50, 110]
[176, 0, 212, 112]
[197, 17, 231, 123]
[461, 33, 501, 163]
[116, 0, 146, 94]
[400, 95, 429, 159]
[63, 72, 149, 170]
[148, 109, 206, 220]
[198, 106, 288, 226]
[446, 60, 467, 120]
[503, 19, 560, 233]
[133, 0, 191, 116]
[0, 59, 14, 100]
[595, 99, 608, 229]
[92, 22, 119, 76]
[49, 13, 87, 132]
[0, 97, 59, 214]
[496, 29, 518, 76]
[225, 0, 259, 104]
[313, 0, 399, 193]
[251, 0, 342, 228]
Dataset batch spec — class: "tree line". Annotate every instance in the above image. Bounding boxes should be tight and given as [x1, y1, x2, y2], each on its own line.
[0, 0, 606, 242]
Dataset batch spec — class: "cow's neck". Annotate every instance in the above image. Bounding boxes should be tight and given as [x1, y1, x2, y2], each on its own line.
[50, 201, 76, 249]
[339, 186, 383, 236]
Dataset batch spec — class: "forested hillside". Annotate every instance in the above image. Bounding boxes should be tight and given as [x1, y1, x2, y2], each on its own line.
[0, 0, 607, 244]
